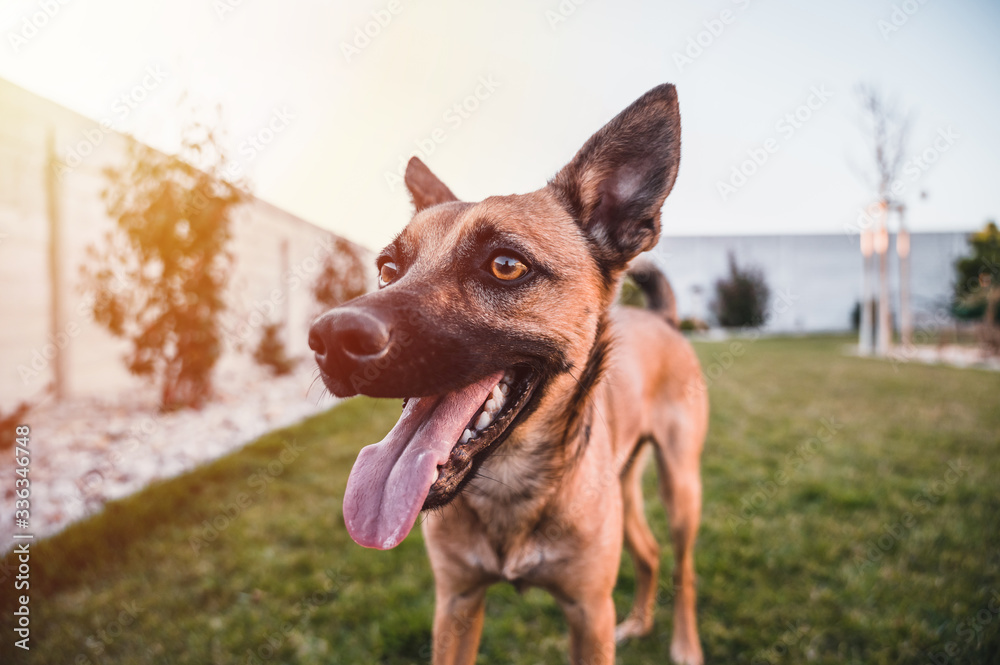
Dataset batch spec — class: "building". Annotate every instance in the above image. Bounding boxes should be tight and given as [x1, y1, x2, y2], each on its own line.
[652, 231, 972, 333]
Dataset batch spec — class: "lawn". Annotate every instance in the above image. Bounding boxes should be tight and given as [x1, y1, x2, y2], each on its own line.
[3, 336, 999, 664]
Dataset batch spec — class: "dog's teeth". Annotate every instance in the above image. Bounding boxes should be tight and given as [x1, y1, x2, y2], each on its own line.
[460, 428, 473, 444]
[485, 398, 498, 414]
[475, 411, 492, 431]
[498, 382, 510, 396]
[492, 385, 504, 402]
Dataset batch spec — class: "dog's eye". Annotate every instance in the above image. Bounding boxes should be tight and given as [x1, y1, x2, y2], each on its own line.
[379, 261, 398, 287]
[489, 254, 529, 281]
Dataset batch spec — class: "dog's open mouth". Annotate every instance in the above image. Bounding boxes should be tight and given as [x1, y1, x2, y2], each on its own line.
[342, 366, 540, 550]
[423, 366, 539, 510]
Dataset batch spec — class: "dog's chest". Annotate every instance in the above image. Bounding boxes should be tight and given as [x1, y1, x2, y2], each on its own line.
[468, 532, 576, 591]
[496, 539, 546, 586]
[461, 498, 580, 589]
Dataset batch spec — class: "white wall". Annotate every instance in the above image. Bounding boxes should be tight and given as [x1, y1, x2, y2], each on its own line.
[652, 232, 971, 333]
[0, 79, 369, 406]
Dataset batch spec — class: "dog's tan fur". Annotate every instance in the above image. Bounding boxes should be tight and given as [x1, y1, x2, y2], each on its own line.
[314, 84, 706, 664]
[422, 302, 706, 664]
[411, 89, 704, 664]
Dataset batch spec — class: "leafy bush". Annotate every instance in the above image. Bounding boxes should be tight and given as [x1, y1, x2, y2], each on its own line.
[618, 276, 646, 308]
[253, 322, 296, 376]
[953, 221, 1000, 322]
[679, 317, 709, 332]
[952, 221, 1000, 355]
[313, 237, 368, 311]
[711, 252, 771, 328]
[0, 402, 32, 450]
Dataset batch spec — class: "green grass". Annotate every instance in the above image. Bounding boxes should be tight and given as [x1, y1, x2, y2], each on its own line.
[3, 336, 999, 664]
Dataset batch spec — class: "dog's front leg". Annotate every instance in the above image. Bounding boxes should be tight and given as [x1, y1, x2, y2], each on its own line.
[559, 594, 617, 665]
[431, 582, 488, 665]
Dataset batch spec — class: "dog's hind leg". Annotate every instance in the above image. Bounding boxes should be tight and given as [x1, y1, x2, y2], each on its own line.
[653, 421, 704, 665]
[615, 444, 661, 644]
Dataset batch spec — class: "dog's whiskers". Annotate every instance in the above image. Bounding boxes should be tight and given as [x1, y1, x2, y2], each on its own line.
[474, 471, 512, 490]
[307, 375, 333, 405]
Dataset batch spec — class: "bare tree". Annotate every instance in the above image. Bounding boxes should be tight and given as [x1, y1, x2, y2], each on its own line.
[853, 84, 912, 355]
[854, 84, 911, 203]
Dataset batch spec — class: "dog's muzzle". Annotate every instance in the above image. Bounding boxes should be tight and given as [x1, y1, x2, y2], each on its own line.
[308, 290, 551, 400]
[309, 307, 392, 395]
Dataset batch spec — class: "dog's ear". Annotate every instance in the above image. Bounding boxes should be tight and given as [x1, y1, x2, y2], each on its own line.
[549, 84, 681, 270]
[405, 156, 458, 212]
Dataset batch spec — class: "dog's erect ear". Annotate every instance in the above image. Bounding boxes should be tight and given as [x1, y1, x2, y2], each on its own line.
[550, 84, 681, 270]
[404, 156, 458, 212]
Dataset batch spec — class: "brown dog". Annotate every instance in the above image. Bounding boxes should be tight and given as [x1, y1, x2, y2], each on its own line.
[309, 84, 707, 665]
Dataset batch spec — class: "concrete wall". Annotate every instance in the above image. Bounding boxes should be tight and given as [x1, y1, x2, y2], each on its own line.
[652, 231, 971, 333]
[0, 79, 368, 406]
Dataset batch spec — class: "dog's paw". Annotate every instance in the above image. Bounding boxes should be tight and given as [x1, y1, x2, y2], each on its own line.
[614, 616, 653, 645]
[670, 636, 704, 665]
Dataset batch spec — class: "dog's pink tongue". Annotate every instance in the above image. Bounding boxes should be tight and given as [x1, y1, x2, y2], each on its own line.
[343, 372, 503, 550]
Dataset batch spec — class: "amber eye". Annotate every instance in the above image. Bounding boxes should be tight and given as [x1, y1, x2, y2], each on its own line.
[379, 261, 398, 287]
[489, 254, 529, 281]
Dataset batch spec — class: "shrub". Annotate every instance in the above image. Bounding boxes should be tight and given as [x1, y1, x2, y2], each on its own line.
[679, 317, 709, 333]
[253, 322, 296, 376]
[953, 221, 1000, 322]
[618, 276, 646, 308]
[711, 252, 771, 328]
[313, 237, 368, 311]
[952, 221, 1000, 356]
[0, 402, 32, 450]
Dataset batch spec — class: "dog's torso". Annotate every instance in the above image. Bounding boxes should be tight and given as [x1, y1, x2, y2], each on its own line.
[423, 306, 706, 598]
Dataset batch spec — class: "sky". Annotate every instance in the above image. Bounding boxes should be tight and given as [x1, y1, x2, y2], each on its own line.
[1, 0, 998, 252]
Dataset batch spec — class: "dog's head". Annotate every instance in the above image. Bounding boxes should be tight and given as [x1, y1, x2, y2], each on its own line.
[310, 84, 681, 549]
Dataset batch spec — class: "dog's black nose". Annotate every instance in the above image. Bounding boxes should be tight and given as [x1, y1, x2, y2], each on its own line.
[307, 325, 327, 356]
[309, 307, 392, 373]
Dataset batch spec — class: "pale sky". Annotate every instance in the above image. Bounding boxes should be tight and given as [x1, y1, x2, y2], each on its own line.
[1, 0, 998, 251]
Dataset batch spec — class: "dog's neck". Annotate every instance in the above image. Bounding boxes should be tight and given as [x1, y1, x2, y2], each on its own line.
[464, 314, 612, 544]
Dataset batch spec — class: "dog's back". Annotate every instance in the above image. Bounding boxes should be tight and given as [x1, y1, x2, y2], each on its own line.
[597, 264, 708, 663]
[601, 266, 707, 467]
